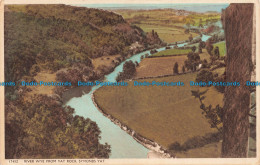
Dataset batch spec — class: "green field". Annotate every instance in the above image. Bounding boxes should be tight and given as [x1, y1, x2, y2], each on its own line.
[136, 24, 198, 43]
[152, 48, 192, 56]
[184, 13, 221, 27]
[94, 73, 223, 157]
[213, 41, 226, 56]
[113, 9, 220, 43]
[115, 9, 221, 27]
[188, 41, 226, 56]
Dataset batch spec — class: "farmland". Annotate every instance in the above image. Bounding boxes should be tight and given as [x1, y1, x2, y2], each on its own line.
[94, 73, 223, 157]
[113, 9, 221, 43]
[135, 48, 211, 78]
[135, 56, 187, 78]
[135, 24, 198, 43]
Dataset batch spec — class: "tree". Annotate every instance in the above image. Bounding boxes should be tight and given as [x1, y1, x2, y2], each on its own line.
[116, 60, 136, 81]
[135, 61, 139, 67]
[198, 41, 205, 54]
[5, 95, 111, 158]
[199, 47, 202, 53]
[191, 90, 223, 131]
[184, 29, 190, 34]
[199, 41, 206, 49]
[173, 62, 179, 74]
[182, 66, 186, 73]
[201, 59, 208, 68]
[189, 34, 193, 42]
[184, 52, 200, 71]
[210, 55, 218, 64]
[123, 60, 136, 76]
[206, 42, 213, 55]
[196, 69, 214, 82]
[221, 3, 254, 158]
[214, 46, 220, 58]
[191, 46, 196, 52]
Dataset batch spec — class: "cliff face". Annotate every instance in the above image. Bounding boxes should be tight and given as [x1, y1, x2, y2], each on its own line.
[221, 3, 254, 157]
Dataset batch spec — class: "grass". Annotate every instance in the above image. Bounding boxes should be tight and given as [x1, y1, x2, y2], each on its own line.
[24, 71, 56, 101]
[176, 142, 222, 158]
[135, 48, 211, 79]
[135, 56, 187, 78]
[152, 48, 192, 57]
[112, 9, 220, 43]
[185, 14, 221, 27]
[199, 48, 211, 62]
[213, 41, 226, 56]
[94, 73, 223, 157]
[115, 9, 221, 28]
[212, 67, 225, 75]
[113, 9, 221, 43]
[137, 24, 198, 43]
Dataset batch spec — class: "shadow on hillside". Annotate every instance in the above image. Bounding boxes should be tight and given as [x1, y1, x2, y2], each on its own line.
[168, 132, 222, 152]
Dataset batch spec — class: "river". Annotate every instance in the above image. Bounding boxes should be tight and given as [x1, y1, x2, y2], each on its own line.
[65, 35, 211, 158]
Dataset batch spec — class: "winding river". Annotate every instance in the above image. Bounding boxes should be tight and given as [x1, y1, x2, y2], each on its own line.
[66, 35, 211, 158]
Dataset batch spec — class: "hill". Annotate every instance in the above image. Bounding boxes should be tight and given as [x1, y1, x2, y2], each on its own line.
[4, 4, 164, 159]
[5, 4, 164, 93]
[113, 9, 221, 43]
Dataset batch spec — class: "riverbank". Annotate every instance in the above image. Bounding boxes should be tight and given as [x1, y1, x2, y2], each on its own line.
[91, 91, 174, 158]
[60, 46, 160, 103]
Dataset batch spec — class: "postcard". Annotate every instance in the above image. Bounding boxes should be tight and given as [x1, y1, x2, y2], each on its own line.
[0, 0, 259, 164]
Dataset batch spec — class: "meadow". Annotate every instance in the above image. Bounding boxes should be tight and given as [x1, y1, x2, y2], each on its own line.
[113, 9, 220, 43]
[135, 56, 187, 78]
[213, 41, 226, 56]
[94, 73, 223, 157]
[135, 48, 211, 78]
[136, 24, 198, 43]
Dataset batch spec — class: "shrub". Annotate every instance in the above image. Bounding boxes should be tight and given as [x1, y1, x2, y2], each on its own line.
[214, 46, 220, 58]
[206, 42, 213, 55]
[191, 46, 196, 52]
[173, 62, 179, 74]
[116, 60, 136, 81]
[184, 52, 200, 71]
[199, 41, 206, 48]
[196, 69, 214, 83]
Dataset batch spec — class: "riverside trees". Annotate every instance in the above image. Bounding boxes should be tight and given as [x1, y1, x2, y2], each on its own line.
[116, 60, 136, 81]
